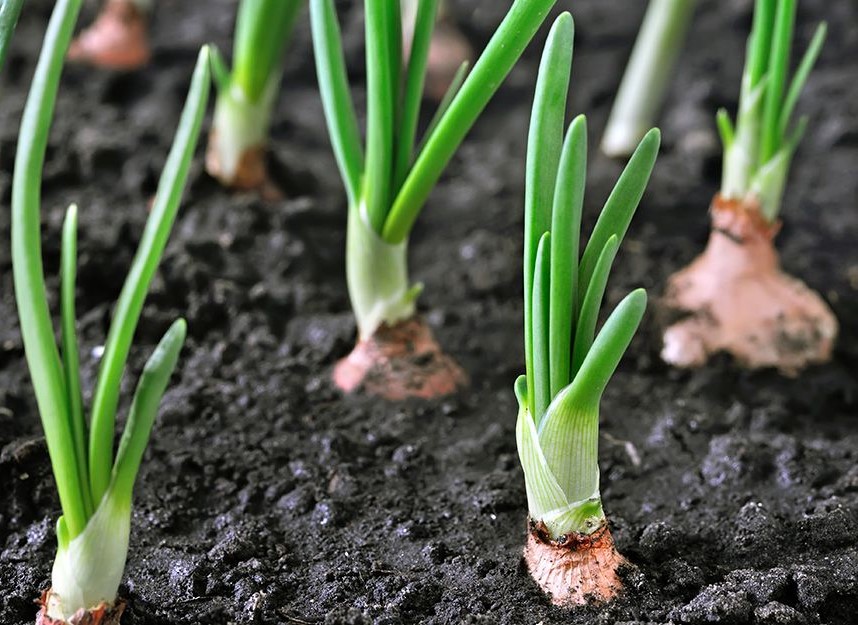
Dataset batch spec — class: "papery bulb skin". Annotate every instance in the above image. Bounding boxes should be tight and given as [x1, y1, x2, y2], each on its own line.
[334, 316, 467, 401]
[523, 520, 626, 606]
[662, 194, 837, 375]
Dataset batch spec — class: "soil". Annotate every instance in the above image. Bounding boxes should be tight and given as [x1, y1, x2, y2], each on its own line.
[1, 1, 856, 624]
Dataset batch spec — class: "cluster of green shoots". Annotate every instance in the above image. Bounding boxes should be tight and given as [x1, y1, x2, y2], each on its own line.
[208, 0, 302, 186]
[310, 0, 558, 340]
[516, 14, 659, 540]
[717, 0, 826, 222]
[601, 0, 696, 157]
[11, 0, 210, 618]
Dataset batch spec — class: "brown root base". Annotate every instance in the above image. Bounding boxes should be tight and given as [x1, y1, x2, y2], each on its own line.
[661, 195, 837, 375]
[205, 132, 281, 200]
[333, 317, 468, 401]
[523, 521, 626, 606]
[67, 1, 150, 70]
[36, 590, 125, 625]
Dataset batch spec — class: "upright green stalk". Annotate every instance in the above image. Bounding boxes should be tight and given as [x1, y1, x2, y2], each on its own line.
[310, 0, 558, 340]
[12, 0, 210, 614]
[516, 14, 659, 539]
[207, 0, 303, 186]
[717, 0, 825, 221]
[601, 0, 696, 157]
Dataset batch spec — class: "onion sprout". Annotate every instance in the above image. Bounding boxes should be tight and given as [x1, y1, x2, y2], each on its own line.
[310, 0, 559, 342]
[718, 0, 826, 221]
[12, 0, 210, 618]
[516, 14, 658, 605]
[206, 0, 303, 189]
[601, 0, 696, 157]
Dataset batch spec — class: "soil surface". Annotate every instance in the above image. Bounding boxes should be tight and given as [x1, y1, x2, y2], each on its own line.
[1, 1, 857, 624]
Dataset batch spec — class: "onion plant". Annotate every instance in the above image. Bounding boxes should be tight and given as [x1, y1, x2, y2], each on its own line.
[515, 13, 659, 606]
[601, 0, 696, 157]
[12, 0, 210, 620]
[661, 0, 834, 373]
[311, 0, 560, 399]
[206, 0, 303, 190]
[716, 0, 826, 222]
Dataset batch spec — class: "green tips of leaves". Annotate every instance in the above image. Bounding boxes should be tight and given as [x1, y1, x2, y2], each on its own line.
[518, 16, 655, 536]
[524, 13, 575, 417]
[110, 320, 186, 508]
[577, 127, 660, 301]
[720, 0, 826, 219]
[88, 46, 210, 504]
[381, 0, 562, 244]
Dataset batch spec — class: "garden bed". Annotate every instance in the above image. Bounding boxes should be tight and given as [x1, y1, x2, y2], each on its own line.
[1, 0, 856, 623]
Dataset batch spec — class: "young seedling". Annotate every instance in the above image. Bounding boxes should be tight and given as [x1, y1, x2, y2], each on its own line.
[516, 14, 659, 606]
[310, 0, 558, 400]
[661, 0, 833, 374]
[206, 0, 303, 192]
[68, 0, 152, 70]
[601, 0, 696, 157]
[12, 1, 210, 621]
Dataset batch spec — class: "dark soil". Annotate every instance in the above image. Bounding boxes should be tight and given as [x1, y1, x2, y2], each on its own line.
[1, 0, 857, 623]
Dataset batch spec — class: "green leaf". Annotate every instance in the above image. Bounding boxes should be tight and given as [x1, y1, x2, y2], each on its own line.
[110, 319, 186, 507]
[578, 128, 659, 304]
[88, 47, 210, 505]
[759, 0, 795, 163]
[0, 0, 24, 76]
[531, 232, 551, 423]
[309, 0, 364, 206]
[393, 0, 438, 193]
[11, 0, 88, 537]
[522, 13, 574, 415]
[779, 21, 826, 138]
[716, 108, 734, 149]
[60, 204, 93, 518]
[548, 114, 586, 397]
[231, 0, 303, 103]
[208, 45, 231, 93]
[363, 0, 399, 232]
[746, 0, 776, 87]
[383, 0, 562, 244]
[570, 235, 619, 378]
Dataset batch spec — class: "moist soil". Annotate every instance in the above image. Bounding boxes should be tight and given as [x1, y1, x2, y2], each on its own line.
[1, 1, 856, 623]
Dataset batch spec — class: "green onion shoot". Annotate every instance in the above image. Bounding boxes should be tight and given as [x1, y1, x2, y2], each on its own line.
[206, 0, 303, 191]
[661, 0, 835, 374]
[601, 0, 696, 157]
[516, 13, 659, 606]
[310, 0, 559, 400]
[12, 0, 210, 620]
